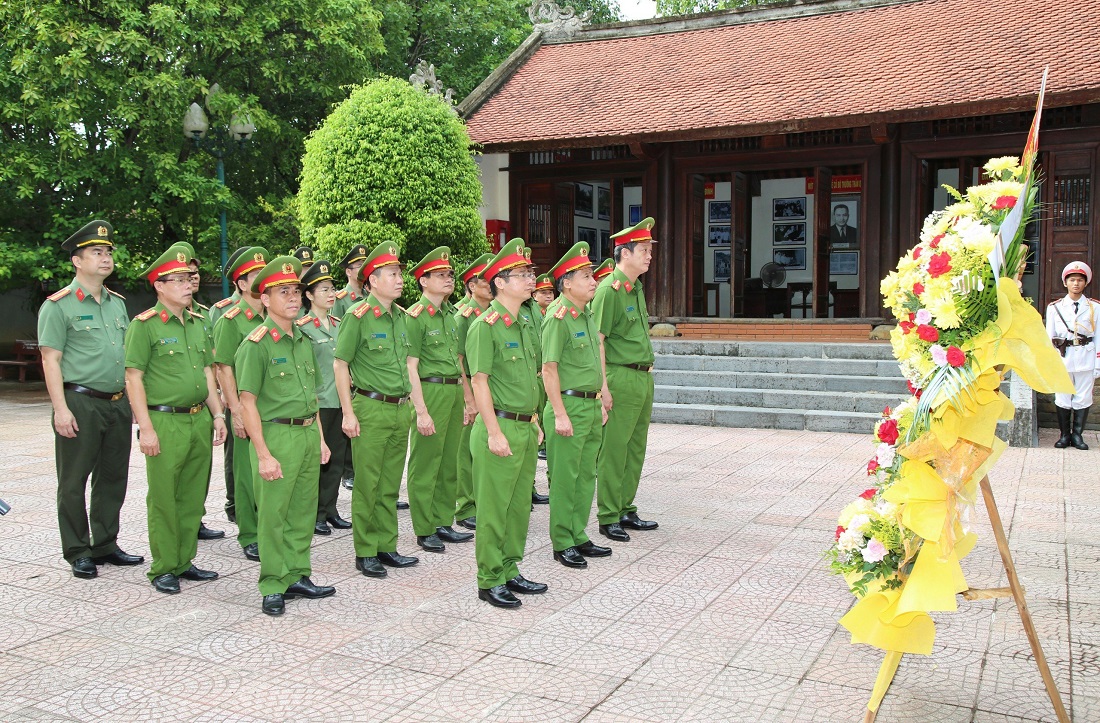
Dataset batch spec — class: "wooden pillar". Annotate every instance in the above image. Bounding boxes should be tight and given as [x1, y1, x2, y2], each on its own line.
[650, 147, 674, 317]
[876, 129, 901, 318]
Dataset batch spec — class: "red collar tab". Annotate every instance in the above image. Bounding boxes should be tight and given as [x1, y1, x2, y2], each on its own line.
[270, 327, 281, 343]
[373, 306, 383, 318]
[244, 307, 255, 320]
[427, 304, 436, 316]
[159, 310, 170, 323]
[570, 307, 579, 318]
[502, 313, 513, 327]
[75, 287, 86, 302]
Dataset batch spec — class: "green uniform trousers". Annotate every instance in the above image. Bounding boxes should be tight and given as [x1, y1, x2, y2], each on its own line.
[472, 416, 538, 589]
[222, 418, 235, 517]
[251, 422, 320, 595]
[145, 409, 212, 580]
[545, 395, 602, 551]
[537, 380, 550, 485]
[54, 390, 132, 563]
[596, 365, 654, 525]
[408, 382, 464, 536]
[233, 433, 258, 547]
[316, 407, 348, 523]
[350, 395, 412, 557]
[454, 421, 476, 521]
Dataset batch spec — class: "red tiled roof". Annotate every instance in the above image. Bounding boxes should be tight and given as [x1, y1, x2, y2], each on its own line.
[465, 0, 1100, 149]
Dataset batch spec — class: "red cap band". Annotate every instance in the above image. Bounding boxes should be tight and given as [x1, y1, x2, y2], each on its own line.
[482, 252, 528, 281]
[361, 253, 400, 281]
[257, 270, 299, 294]
[233, 258, 265, 281]
[614, 228, 653, 246]
[412, 260, 451, 280]
[551, 254, 591, 280]
[147, 260, 190, 284]
[462, 263, 488, 283]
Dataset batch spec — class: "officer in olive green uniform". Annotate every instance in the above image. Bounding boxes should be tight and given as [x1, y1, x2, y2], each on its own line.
[212, 247, 269, 560]
[297, 260, 352, 535]
[542, 243, 613, 568]
[334, 242, 418, 578]
[405, 247, 474, 552]
[467, 239, 546, 608]
[125, 244, 228, 593]
[452, 253, 494, 529]
[237, 256, 336, 616]
[291, 245, 316, 268]
[38, 220, 142, 579]
[592, 218, 660, 542]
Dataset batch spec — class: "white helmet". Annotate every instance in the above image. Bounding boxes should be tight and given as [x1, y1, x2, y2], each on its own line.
[1062, 261, 1092, 285]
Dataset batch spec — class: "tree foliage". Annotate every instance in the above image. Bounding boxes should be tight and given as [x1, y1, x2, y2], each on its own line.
[656, 0, 784, 16]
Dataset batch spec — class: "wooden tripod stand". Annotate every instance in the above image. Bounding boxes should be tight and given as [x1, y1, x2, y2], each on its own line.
[862, 475, 1070, 722]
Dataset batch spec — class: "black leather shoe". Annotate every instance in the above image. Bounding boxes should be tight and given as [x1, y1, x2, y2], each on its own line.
[152, 573, 180, 594]
[436, 526, 474, 543]
[599, 523, 630, 542]
[478, 584, 521, 608]
[226, 509, 236, 523]
[341, 476, 354, 490]
[619, 511, 659, 531]
[378, 550, 419, 568]
[179, 565, 219, 581]
[576, 540, 613, 557]
[262, 593, 285, 616]
[355, 556, 387, 578]
[554, 547, 588, 568]
[396, 499, 410, 510]
[314, 521, 332, 536]
[243, 543, 260, 562]
[92, 549, 145, 566]
[416, 534, 445, 552]
[327, 514, 352, 530]
[505, 574, 548, 595]
[284, 576, 336, 599]
[1071, 407, 1091, 450]
[537, 448, 547, 460]
[456, 517, 477, 531]
[531, 491, 550, 505]
[71, 557, 97, 579]
[197, 523, 225, 540]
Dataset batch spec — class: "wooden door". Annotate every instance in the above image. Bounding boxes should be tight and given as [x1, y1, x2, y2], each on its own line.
[812, 167, 833, 317]
[690, 175, 705, 316]
[731, 172, 748, 317]
[1042, 149, 1095, 305]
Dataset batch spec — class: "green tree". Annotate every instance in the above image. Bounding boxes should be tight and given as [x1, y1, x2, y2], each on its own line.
[656, 0, 782, 16]
[298, 78, 489, 305]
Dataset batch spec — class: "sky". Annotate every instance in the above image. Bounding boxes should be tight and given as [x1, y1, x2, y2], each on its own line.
[619, 0, 658, 20]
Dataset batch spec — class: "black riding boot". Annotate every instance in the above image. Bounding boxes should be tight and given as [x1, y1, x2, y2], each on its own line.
[1071, 406, 1090, 450]
[1054, 406, 1072, 449]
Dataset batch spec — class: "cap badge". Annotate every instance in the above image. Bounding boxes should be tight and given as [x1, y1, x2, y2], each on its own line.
[441, 251, 449, 261]
[253, 252, 264, 262]
[176, 252, 187, 263]
[319, 264, 328, 273]
[282, 262, 294, 274]
[523, 248, 532, 261]
[388, 246, 397, 255]
[97, 225, 108, 237]
[303, 250, 311, 259]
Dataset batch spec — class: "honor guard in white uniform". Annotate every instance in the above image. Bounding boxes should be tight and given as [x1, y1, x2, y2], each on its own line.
[1046, 261, 1100, 449]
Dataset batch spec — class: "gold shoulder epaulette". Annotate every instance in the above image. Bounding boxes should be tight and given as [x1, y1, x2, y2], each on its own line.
[485, 311, 500, 326]
[194, 300, 209, 310]
[553, 306, 567, 320]
[47, 287, 72, 302]
[611, 279, 622, 291]
[135, 308, 157, 321]
[189, 308, 205, 319]
[408, 303, 424, 318]
[106, 288, 126, 300]
[353, 303, 371, 319]
[462, 305, 476, 318]
[295, 315, 313, 327]
[335, 289, 348, 299]
[246, 326, 268, 343]
[394, 303, 406, 314]
[214, 297, 234, 309]
[331, 314, 341, 324]
[224, 306, 241, 320]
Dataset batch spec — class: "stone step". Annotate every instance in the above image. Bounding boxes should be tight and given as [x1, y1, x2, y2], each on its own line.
[655, 353, 903, 377]
[653, 369, 908, 395]
[654, 385, 902, 414]
[651, 339, 895, 361]
[651, 402, 882, 433]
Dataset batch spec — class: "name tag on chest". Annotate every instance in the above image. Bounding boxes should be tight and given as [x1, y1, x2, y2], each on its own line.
[626, 306, 635, 313]
[271, 358, 287, 365]
[573, 331, 586, 338]
[371, 333, 387, 339]
[160, 338, 178, 344]
[505, 341, 519, 349]
[427, 330, 441, 337]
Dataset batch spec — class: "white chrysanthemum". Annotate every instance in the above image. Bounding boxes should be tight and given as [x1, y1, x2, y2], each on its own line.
[837, 528, 865, 553]
[874, 500, 898, 517]
[847, 513, 872, 535]
[875, 443, 896, 467]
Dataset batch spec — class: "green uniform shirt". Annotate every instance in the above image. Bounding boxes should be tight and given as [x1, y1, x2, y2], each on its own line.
[519, 298, 544, 367]
[191, 301, 215, 349]
[297, 313, 340, 408]
[334, 295, 411, 397]
[466, 299, 540, 415]
[235, 317, 320, 419]
[332, 284, 363, 319]
[207, 293, 239, 325]
[124, 302, 213, 406]
[541, 297, 602, 392]
[37, 280, 129, 392]
[591, 268, 654, 366]
[454, 302, 486, 377]
[406, 295, 461, 379]
[212, 297, 264, 366]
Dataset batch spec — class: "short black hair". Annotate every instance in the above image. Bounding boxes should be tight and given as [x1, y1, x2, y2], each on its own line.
[300, 284, 313, 312]
[235, 275, 250, 295]
[834, 204, 849, 214]
[613, 242, 638, 264]
[489, 274, 508, 298]
[554, 270, 577, 296]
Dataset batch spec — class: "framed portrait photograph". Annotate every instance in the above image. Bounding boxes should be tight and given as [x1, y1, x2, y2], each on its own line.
[773, 197, 807, 220]
[577, 226, 597, 245]
[708, 224, 731, 247]
[575, 183, 593, 218]
[829, 198, 859, 248]
[597, 186, 611, 221]
[773, 247, 806, 271]
[772, 223, 806, 246]
[830, 251, 859, 275]
[628, 204, 642, 225]
[599, 229, 611, 257]
[708, 200, 732, 223]
[713, 249, 731, 282]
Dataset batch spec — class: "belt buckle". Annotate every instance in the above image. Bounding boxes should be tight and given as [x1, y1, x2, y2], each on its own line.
[190, 404, 202, 415]
[111, 391, 124, 401]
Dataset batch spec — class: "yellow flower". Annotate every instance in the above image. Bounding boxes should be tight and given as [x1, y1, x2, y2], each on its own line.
[967, 180, 1023, 208]
[925, 294, 962, 329]
[983, 156, 1021, 179]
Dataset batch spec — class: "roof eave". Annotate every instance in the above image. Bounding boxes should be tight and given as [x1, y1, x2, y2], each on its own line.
[458, 32, 543, 121]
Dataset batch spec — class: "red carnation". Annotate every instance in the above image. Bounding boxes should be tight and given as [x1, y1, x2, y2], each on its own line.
[930, 234, 944, 249]
[991, 195, 1017, 210]
[913, 246, 922, 260]
[836, 525, 846, 541]
[917, 324, 939, 342]
[907, 379, 923, 400]
[899, 321, 915, 334]
[877, 419, 899, 445]
[866, 459, 879, 475]
[913, 282, 925, 295]
[882, 406, 892, 417]
[908, 312, 916, 322]
[927, 252, 952, 278]
[946, 346, 966, 367]
[860, 488, 877, 500]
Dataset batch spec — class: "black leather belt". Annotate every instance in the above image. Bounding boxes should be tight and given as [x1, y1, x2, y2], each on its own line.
[268, 417, 315, 426]
[149, 403, 205, 415]
[562, 389, 600, 399]
[495, 409, 535, 423]
[421, 376, 461, 385]
[620, 363, 652, 372]
[1071, 336, 1094, 346]
[353, 388, 409, 405]
[64, 382, 124, 401]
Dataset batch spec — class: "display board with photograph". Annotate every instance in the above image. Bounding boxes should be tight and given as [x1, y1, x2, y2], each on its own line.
[577, 226, 597, 245]
[773, 223, 806, 245]
[713, 249, 731, 282]
[828, 198, 859, 248]
[575, 183, 593, 218]
[597, 187, 610, 221]
[708, 225, 731, 247]
[628, 204, 642, 225]
[830, 251, 859, 275]
[708, 201, 732, 223]
[773, 197, 807, 220]
[773, 247, 807, 271]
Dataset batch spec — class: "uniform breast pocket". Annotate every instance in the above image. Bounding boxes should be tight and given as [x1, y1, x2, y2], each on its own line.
[70, 318, 103, 333]
[267, 363, 296, 388]
[497, 340, 524, 364]
[367, 335, 395, 353]
[568, 335, 592, 356]
[156, 343, 183, 358]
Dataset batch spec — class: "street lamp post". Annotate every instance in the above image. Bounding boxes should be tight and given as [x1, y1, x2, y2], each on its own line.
[183, 85, 256, 298]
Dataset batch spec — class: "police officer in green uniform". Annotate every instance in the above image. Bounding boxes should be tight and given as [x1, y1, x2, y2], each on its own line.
[334, 242, 419, 578]
[542, 243, 613, 568]
[529, 273, 557, 484]
[291, 245, 316, 269]
[405, 247, 475, 552]
[593, 258, 615, 284]
[208, 246, 251, 325]
[519, 260, 551, 506]
[212, 247, 269, 560]
[592, 218, 660, 542]
[333, 244, 369, 491]
[237, 256, 336, 616]
[467, 239, 547, 608]
[297, 259, 353, 535]
[125, 245, 228, 593]
[38, 220, 143, 579]
[452, 253, 494, 530]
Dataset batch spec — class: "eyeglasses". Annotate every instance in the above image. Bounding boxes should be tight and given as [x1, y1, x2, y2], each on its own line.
[428, 271, 455, 280]
[156, 277, 192, 286]
[503, 271, 536, 281]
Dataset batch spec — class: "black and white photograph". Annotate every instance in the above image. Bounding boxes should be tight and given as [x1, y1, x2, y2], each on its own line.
[713, 249, 731, 282]
[708, 224, 731, 247]
[708, 200, 732, 223]
[597, 186, 611, 221]
[830, 251, 859, 275]
[829, 199, 859, 248]
[577, 226, 597, 245]
[628, 204, 642, 225]
[599, 229, 611, 255]
[773, 223, 806, 246]
[773, 247, 807, 270]
[773, 197, 807, 220]
[575, 182, 593, 218]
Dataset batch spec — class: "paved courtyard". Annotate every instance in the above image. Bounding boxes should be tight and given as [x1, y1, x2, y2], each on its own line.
[1, 382, 1097, 722]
